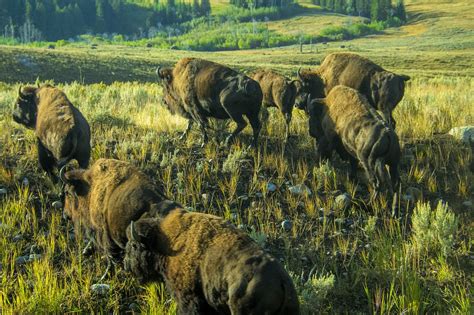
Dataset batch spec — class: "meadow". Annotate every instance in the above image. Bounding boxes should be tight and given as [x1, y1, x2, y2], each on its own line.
[0, 0, 473, 313]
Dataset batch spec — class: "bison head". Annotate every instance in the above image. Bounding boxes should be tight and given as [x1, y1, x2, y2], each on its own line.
[13, 86, 38, 129]
[295, 68, 326, 112]
[124, 219, 163, 283]
[60, 167, 91, 224]
[155, 66, 173, 84]
[370, 72, 410, 127]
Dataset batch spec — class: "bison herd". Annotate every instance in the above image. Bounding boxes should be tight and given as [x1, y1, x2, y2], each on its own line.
[12, 52, 410, 314]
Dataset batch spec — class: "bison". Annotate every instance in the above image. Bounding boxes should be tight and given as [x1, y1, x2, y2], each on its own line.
[12, 84, 91, 182]
[124, 208, 300, 315]
[156, 58, 263, 148]
[296, 52, 410, 127]
[252, 69, 300, 141]
[60, 158, 170, 278]
[308, 85, 401, 200]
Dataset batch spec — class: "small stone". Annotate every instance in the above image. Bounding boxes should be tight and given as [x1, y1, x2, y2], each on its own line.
[462, 200, 472, 208]
[129, 303, 140, 312]
[52, 201, 63, 210]
[0, 188, 7, 195]
[335, 193, 351, 209]
[15, 255, 30, 265]
[185, 206, 194, 212]
[91, 283, 110, 296]
[237, 224, 246, 230]
[267, 182, 277, 192]
[29, 245, 40, 255]
[22, 178, 29, 186]
[255, 192, 263, 198]
[231, 213, 238, 220]
[12, 234, 23, 242]
[403, 187, 423, 202]
[28, 254, 42, 261]
[448, 126, 474, 144]
[288, 184, 312, 196]
[334, 218, 344, 225]
[281, 220, 293, 231]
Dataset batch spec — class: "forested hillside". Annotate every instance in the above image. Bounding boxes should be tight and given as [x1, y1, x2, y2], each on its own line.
[0, 0, 210, 41]
[0, 0, 406, 42]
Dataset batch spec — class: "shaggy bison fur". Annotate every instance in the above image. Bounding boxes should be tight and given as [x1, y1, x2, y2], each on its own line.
[124, 207, 300, 315]
[61, 158, 168, 262]
[308, 85, 401, 198]
[12, 84, 91, 181]
[157, 58, 263, 147]
[252, 69, 300, 141]
[297, 52, 410, 127]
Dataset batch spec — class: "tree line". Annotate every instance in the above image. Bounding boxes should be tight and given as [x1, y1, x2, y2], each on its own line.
[0, 0, 211, 41]
[312, 0, 406, 22]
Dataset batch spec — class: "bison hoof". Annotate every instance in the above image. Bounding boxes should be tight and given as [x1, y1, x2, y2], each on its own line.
[224, 136, 234, 147]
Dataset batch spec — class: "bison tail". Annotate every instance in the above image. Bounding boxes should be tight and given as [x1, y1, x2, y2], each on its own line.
[58, 132, 78, 169]
[278, 276, 300, 315]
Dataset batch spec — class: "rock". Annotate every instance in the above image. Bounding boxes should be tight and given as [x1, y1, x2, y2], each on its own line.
[185, 206, 195, 212]
[237, 224, 246, 230]
[267, 182, 277, 192]
[201, 193, 208, 202]
[28, 254, 42, 261]
[281, 220, 293, 231]
[91, 283, 110, 296]
[15, 255, 30, 265]
[255, 192, 263, 198]
[335, 193, 351, 209]
[448, 126, 474, 144]
[288, 184, 312, 196]
[22, 178, 29, 186]
[231, 213, 238, 220]
[0, 188, 7, 196]
[129, 303, 140, 312]
[52, 201, 63, 210]
[12, 234, 23, 242]
[403, 187, 423, 202]
[463, 200, 472, 209]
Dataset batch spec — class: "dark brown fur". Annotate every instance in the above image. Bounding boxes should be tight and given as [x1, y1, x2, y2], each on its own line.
[12, 85, 91, 180]
[124, 208, 300, 315]
[157, 58, 263, 147]
[62, 158, 168, 260]
[308, 85, 401, 196]
[297, 53, 410, 127]
[252, 69, 299, 141]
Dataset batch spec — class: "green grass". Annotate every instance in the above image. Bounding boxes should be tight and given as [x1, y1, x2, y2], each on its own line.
[0, 0, 473, 313]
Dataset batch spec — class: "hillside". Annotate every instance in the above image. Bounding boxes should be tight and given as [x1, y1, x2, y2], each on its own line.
[0, 0, 472, 84]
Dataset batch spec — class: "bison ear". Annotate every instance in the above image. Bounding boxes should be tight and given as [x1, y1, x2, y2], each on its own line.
[399, 74, 410, 82]
[62, 169, 90, 196]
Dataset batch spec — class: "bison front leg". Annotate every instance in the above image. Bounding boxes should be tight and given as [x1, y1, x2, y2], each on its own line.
[179, 120, 194, 140]
[284, 112, 292, 142]
[198, 122, 209, 148]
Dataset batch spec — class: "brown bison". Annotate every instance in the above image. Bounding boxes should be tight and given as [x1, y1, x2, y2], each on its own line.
[296, 52, 410, 127]
[252, 69, 300, 141]
[124, 208, 300, 315]
[156, 58, 263, 147]
[12, 84, 91, 181]
[60, 158, 170, 277]
[308, 85, 401, 198]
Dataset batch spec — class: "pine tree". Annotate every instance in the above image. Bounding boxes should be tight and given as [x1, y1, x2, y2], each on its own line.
[200, 0, 211, 15]
[394, 0, 406, 21]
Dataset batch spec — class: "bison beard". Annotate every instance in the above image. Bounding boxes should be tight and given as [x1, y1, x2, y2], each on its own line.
[157, 58, 263, 148]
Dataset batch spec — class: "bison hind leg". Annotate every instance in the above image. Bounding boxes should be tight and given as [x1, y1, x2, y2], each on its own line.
[247, 112, 261, 149]
[224, 115, 248, 147]
[37, 140, 58, 183]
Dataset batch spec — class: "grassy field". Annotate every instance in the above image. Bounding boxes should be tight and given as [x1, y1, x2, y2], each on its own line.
[0, 0, 473, 313]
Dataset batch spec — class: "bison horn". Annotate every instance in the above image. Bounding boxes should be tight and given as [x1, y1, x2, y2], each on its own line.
[59, 165, 68, 184]
[130, 221, 138, 241]
[18, 86, 26, 100]
[155, 66, 162, 77]
[297, 67, 303, 81]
